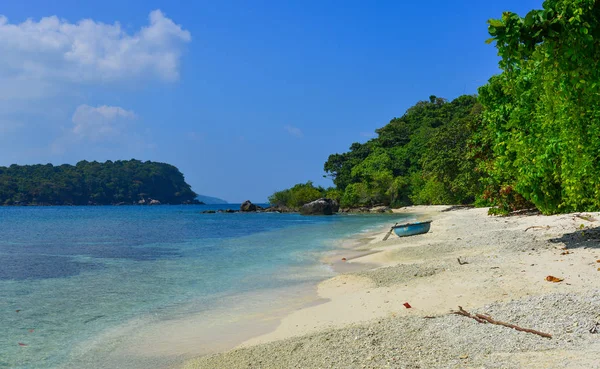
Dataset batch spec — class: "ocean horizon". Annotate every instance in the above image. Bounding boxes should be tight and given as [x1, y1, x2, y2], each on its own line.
[0, 205, 408, 368]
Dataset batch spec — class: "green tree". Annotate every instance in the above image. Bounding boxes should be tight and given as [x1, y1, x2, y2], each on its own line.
[268, 181, 326, 209]
[480, 0, 600, 214]
[323, 94, 481, 208]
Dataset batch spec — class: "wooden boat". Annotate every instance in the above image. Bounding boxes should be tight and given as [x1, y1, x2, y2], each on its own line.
[391, 220, 432, 237]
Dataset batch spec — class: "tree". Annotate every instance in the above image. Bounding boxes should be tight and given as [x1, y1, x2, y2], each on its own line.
[480, 0, 600, 214]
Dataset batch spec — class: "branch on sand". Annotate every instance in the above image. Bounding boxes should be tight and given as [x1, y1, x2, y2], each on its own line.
[524, 226, 551, 232]
[452, 306, 552, 339]
[575, 214, 596, 222]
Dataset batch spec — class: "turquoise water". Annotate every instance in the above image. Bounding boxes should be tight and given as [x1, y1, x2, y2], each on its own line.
[0, 206, 406, 368]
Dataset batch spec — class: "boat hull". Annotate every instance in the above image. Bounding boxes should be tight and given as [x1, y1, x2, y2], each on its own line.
[392, 221, 431, 237]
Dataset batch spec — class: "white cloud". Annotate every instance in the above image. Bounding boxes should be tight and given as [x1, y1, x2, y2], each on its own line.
[0, 9, 191, 94]
[284, 125, 303, 138]
[71, 104, 136, 140]
[50, 104, 152, 155]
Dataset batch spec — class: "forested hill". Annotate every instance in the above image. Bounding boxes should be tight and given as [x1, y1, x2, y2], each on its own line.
[324, 95, 482, 207]
[271, 0, 600, 216]
[269, 95, 482, 210]
[0, 160, 199, 206]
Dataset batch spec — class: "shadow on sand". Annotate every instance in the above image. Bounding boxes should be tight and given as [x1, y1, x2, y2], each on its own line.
[549, 226, 600, 249]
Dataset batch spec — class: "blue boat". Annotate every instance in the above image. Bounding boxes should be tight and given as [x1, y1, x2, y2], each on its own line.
[391, 220, 432, 237]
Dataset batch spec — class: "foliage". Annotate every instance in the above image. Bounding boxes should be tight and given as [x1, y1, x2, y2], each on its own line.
[268, 181, 328, 209]
[0, 160, 198, 205]
[324, 95, 482, 207]
[480, 0, 600, 214]
[274, 1, 600, 215]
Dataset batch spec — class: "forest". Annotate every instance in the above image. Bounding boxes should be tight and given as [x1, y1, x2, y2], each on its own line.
[270, 0, 600, 215]
[0, 160, 199, 205]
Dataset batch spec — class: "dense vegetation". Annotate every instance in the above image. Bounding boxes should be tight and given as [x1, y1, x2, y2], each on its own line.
[324, 95, 482, 208]
[268, 181, 337, 209]
[271, 0, 600, 215]
[0, 160, 199, 205]
[271, 96, 483, 210]
[478, 0, 600, 214]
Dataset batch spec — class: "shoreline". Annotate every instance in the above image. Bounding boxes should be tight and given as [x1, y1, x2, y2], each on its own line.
[184, 205, 600, 369]
[57, 213, 405, 369]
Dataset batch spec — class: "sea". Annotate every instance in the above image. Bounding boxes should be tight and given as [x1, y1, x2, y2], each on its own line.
[0, 205, 408, 369]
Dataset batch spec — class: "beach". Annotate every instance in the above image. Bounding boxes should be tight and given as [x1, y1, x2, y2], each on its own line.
[184, 206, 600, 369]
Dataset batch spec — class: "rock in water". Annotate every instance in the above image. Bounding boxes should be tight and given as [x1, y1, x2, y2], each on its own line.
[240, 200, 257, 212]
[300, 198, 338, 215]
[331, 200, 340, 213]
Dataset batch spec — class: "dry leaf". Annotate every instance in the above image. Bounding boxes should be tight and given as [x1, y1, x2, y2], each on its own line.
[545, 275, 564, 283]
[459, 354, 469, 359]
[561, 251, 571, 255]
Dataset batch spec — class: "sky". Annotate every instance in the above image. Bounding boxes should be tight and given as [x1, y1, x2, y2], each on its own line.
[0, 0, 543, 203]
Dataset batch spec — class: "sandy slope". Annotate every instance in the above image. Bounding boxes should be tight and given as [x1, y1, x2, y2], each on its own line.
[184, 206, 600, 368]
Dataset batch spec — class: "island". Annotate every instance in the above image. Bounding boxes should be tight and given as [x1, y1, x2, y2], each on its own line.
[0, 159, 201, 206]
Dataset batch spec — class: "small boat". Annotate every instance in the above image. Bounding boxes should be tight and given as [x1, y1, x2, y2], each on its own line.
[391, 220, 432, 238]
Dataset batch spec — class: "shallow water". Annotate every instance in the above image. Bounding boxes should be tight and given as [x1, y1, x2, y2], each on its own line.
[0, 205, 407, 368]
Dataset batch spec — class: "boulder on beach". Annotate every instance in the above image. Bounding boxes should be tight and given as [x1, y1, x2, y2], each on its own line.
[240, 200, 257, 212]
[149, 199, 161, 205]
[300, 198, 338, 216]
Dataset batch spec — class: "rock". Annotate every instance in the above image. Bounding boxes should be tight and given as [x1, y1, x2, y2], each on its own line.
[183, 199, 204, 205]
[149, 199, 161, 205]
[300, 198, 338, 216]
[370, 206, 392, 213]
[138, 199, 146, 205]
[201, 210, 216, 214]
[264, 205, 294, 213]
[240, 200, 257, 212]
[217, 209, 237, 213]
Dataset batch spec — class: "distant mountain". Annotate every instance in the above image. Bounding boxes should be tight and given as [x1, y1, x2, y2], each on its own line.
[196, 195, 228, 204]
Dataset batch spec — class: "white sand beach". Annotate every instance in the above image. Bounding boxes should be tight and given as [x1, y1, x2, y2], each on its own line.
[185, 206, 600, 368]
[183, 206, 600, 369]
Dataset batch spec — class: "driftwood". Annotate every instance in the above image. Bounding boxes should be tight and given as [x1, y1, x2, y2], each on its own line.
[457, 258, 469, 265]
[509, 208, 541, 215]
[524, 226, 551, 232]
[452, 306, 552, 339]
[575, 214, 596, 222]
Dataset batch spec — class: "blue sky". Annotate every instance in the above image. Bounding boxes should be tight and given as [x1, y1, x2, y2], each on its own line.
[0, 0, 542, 202]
